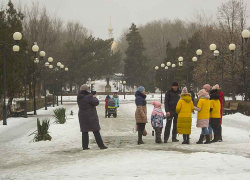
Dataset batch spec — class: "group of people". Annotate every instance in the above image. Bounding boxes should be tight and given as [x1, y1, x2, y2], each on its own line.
[104, 93, 120, 117]
[76, 81, 224, 151]
[135, 82, 224, 145]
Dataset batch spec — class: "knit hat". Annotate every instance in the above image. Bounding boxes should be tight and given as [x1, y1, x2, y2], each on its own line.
[172, 82, 179, 86]
[80, 84, 88, 91]
[152, 101, 161, 108]
[137, 86, 145, 92]
[203, 84, 211, 92]
[181, 87, 188, 94]
[198, 89, 209, 98]
[212, 84, 220, 90]
[106, 95, 110, 99]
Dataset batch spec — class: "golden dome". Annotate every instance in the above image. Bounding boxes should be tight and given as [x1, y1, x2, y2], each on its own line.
[108, 25, 113, 32]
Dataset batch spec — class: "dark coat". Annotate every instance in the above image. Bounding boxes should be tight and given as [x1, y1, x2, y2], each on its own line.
[135, 91, 147, 106]
[190, 90, 195, 103]
[77, 90, 100, 132]
[210, 89, 220, 100]
[164, 88, 181, 112]
[210, 89, 221, 128]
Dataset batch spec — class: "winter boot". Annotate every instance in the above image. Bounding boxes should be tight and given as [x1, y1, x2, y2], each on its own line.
[218, 126, 223, 142]
[196, 135, 204, 144]
[182, 135, 187, 144]
[172, 134, 179, 142]
[155, 128, 162, 143]
[211, 128, 219, 143]
[138, 130, 144, 145]
[186, 135, 190, 144]
[100, 146, 108, 150]
[204, 135, 211, 144]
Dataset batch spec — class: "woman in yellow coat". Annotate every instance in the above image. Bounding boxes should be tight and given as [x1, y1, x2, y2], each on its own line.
[176, 87, 194, 144]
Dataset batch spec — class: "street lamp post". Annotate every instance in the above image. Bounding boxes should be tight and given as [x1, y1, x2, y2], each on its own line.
[48, 64, 55, 107]
[38, 51, 46, 110]
[56, 62, 61, 106]
[48, 57, 54, 106]
[44, 61, 49, 110]
[65, 67, 69, 96]
[123, 81, 126, 99]
[60, 64, 64, 105]
[178, 56, 198, 88]
[23, 51, 28, 118]
[119, 81, 123, 92]
[166, 62, 172, 89]
[205, 43, 217, 83]
[172, 64, 176, 81]
[155, 63, 166, 103]
[242, 29, 250, 101]
[1, 32, 22, 125]
[32, 43, 39, 115]
[55, 67, 59, 106]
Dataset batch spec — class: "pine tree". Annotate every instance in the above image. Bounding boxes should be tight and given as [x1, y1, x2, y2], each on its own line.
[124, 23, 148, 87]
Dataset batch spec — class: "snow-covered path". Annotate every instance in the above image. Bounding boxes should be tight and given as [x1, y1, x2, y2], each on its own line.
[1, 98, 250, 179]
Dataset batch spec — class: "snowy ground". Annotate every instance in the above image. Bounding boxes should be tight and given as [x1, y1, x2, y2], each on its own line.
[1, 80, 250, 179]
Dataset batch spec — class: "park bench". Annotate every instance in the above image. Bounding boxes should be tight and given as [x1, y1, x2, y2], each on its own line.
[9, 104, 24, 117]
[223, 102, 239, 115]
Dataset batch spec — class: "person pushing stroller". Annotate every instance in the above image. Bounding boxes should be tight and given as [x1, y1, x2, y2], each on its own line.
[106, 96, 117, 118]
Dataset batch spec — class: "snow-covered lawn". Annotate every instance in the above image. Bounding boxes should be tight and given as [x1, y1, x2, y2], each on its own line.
[1, 100, 250, 179]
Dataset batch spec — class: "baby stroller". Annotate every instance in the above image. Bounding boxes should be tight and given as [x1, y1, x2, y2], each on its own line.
[106, 99, 117, 118]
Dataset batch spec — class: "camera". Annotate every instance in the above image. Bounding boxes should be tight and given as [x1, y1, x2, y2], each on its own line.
[91, 91, 97, 95]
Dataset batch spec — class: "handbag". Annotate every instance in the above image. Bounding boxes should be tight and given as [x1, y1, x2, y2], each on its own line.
[142, 129, 147, 136]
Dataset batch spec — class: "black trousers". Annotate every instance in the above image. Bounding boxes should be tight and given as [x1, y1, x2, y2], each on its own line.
[218, 125, 222, 139]
[164, 111, 178, 141]
[137, 123, 146, 132]
[211, 118, 220, 140]
[82, 131, 105, 149]
[137, 123, 145, 142]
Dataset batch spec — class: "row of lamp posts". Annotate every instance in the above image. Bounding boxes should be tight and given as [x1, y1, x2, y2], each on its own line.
[1, 31, 69, 125]
[155, 62, 176, 103]
[154, 29, 250, 102]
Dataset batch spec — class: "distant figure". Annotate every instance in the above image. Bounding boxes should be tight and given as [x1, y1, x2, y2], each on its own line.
[105, 95, 111, 118]
[151, 101, 165, 143]
[190, 87, 195, 105]
[77, 84, 107, 150]
[113, 92, 120, 108]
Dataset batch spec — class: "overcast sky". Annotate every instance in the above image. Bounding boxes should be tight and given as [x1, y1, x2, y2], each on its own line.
[3, 0, 250, 39]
